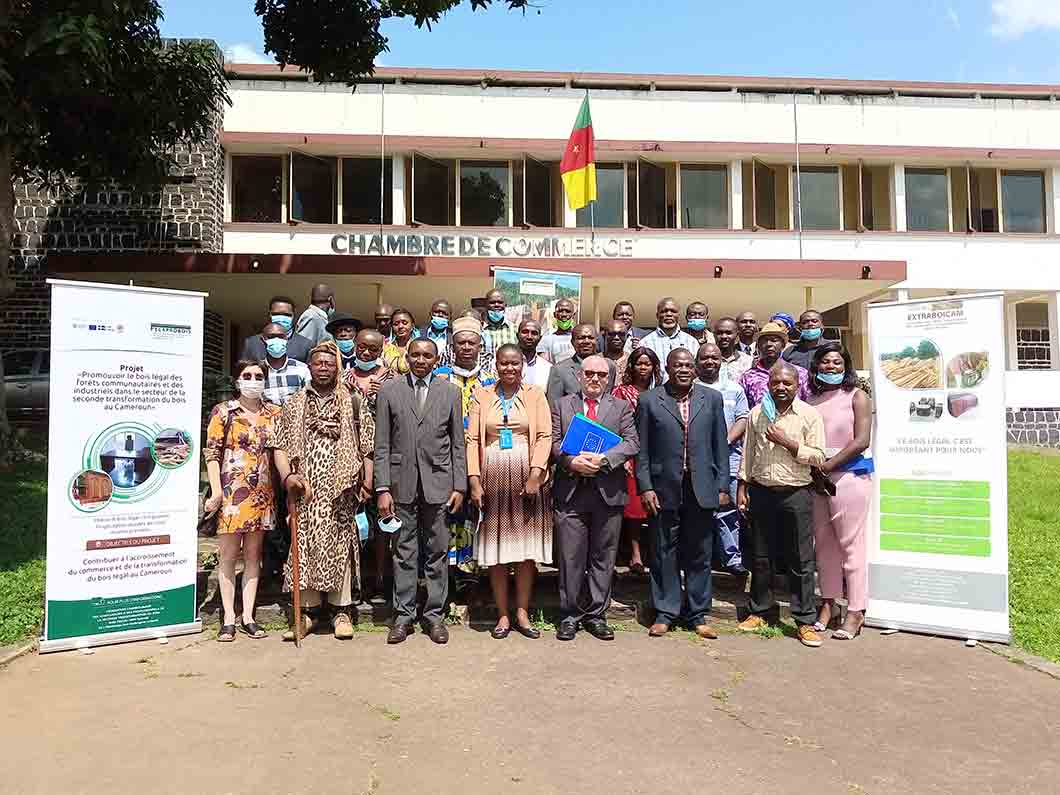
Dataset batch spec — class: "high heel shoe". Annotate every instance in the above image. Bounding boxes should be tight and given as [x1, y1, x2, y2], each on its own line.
[832, 615, 864, 640]
[491, 623, 511, 639]
[514, 622, 541, 639]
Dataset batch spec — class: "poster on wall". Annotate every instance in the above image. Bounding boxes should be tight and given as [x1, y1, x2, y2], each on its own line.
[492, 266, 582, 328]
[41, 279, 206, 653]
[866, 293, 1009, 643]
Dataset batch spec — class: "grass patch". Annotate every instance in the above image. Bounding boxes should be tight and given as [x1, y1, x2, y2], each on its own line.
[0, 464, 47, 645]
[1008, 450, 1060, 663]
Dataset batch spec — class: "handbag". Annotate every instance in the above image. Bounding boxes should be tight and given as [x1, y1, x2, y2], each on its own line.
[809, 467, 837, 497]
[197, 405, 235, 536]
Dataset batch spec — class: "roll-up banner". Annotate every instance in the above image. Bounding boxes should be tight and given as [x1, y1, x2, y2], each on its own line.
[492, 266, 583, 327]
[41, 279, 207, 653]
[866, 293, 1010, 643]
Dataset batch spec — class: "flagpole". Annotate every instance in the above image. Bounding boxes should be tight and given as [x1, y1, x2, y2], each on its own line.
[587, 88, 595, 245]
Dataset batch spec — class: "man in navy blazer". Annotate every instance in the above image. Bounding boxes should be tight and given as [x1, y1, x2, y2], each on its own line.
[636, 348, 730, 639]
[551, 355, 640, 642]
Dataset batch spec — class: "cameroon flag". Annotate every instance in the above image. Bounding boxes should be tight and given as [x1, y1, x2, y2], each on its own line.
[560, 95, 596, 210]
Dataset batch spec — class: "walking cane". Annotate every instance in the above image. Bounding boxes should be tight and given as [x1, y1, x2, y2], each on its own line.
[288, 461, 303, 648]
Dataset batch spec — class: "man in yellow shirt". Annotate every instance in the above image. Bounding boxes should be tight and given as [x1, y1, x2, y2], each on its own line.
[736, 362, 826, 647]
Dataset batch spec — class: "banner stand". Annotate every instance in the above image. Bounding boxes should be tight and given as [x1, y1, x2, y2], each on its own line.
[41, 279, 207, 654]
[866, 293, 1010, 644]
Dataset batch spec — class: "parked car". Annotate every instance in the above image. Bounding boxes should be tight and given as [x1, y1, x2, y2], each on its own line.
[3, 348, 49, 423]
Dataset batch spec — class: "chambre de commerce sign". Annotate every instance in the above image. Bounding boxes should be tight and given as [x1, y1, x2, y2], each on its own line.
[330, 232, 636, 258]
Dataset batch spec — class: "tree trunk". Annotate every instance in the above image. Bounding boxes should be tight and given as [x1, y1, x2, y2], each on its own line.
[0, 139, 15, 463]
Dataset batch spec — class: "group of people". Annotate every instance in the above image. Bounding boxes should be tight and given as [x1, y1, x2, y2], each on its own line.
[204, 283, 872, 649]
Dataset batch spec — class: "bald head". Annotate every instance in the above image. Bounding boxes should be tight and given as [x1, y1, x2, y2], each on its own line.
[311, 283, 334, 307]
[572, 323, 598, 358]
[696, 343, 722, 383]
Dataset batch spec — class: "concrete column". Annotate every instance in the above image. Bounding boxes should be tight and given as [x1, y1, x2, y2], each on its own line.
[893, 164, 907, 232]
[729, 160, 743, 230]
[1004, 298, 1020, 370]
[563, 189, 576, 228]
[392, 154, 406, 225]
[1047, 168, 1060, 235]
[592, 284, 601, 328]
[1049, 292, 1060, 370]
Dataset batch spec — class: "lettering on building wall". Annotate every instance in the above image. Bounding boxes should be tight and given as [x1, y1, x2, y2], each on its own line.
[330, 233, 635, 258]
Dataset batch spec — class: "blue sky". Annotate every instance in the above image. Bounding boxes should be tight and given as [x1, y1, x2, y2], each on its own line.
[160, 1, 1060, 84]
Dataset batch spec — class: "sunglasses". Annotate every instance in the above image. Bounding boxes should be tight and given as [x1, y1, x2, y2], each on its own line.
[583, 370, 609, 380]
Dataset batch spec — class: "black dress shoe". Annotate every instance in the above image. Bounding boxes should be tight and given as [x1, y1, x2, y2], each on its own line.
[387, 622, 411, 644]
[426, 620, 449, 645]
[556, 618, 578, 641]
[582, 618, 615, 641]
[514, 622, 541, 639]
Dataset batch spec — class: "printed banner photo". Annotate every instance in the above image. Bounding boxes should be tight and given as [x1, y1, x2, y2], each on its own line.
[41, 279, 206, 653]
[866, 293, 1010, 643]
[492, 266, 582, 328]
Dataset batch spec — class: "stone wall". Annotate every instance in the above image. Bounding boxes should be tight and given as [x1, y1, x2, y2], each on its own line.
[1007, 407, 1060, 448]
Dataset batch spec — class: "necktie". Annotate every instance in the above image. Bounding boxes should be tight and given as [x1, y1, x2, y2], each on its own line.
[586, 398, 598, 420]
[416, 380, 428, 413]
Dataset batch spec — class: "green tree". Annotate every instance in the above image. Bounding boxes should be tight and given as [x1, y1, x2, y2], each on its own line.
[917, 339, 939, 360]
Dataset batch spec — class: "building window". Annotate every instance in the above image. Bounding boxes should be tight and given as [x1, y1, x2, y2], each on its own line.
[905, 168, 949, 231]
[519, 157, 554, 227]
[412, 153, 454, 226]
[460, 160, 510, 226]
[577, 163, 624, 228]
[796, 166, 841, 230]
[341, 157, 392, 225]
[290, 153, 336, 224]
[1002, 171, 1046, 233]
[231, 156, 282, 223]
[1016, 327, 1052, 370]
[636, 159, 667, 228]
[680, 164, 727, 229]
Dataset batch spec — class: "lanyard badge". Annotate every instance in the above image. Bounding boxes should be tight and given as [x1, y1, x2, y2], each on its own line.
[499, 392, 515, 449]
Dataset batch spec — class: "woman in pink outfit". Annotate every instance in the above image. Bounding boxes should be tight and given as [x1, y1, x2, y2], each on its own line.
[806, 343, 872, 640]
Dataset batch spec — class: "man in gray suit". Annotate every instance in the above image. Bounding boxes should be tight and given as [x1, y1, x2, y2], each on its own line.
[551, 355, 639, 641]
[636, 348, 730, 640]
[374, 338, 466, 645]
[545, 323, 616, 407]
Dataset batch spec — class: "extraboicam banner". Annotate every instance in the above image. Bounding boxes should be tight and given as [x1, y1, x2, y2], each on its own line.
[41, 279, 206, 653]
[866, 292, 1010, 643]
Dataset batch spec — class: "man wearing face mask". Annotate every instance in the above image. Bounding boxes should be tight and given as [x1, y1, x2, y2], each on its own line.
[537, 297, 578, 364]
[738, 321, 809, 409]
[241, 295, 314, 363]
[296, 284, 336, 347]
[421, 299, 453, 360]
[782, 309, 826, 370]
[261, 322, 311, 407]
[684, 301, 716, 347]
[325, 312, 362, 371]
[482, 289, 517, 354]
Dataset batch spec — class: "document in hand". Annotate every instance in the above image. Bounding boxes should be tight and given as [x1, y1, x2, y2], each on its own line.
[560, 413, 622, 456]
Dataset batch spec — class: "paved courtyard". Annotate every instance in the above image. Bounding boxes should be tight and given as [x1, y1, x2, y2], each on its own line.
[2, 623, 1058, 794]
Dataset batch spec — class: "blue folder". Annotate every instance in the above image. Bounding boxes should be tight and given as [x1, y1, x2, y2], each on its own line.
[560, 413, 622, 456]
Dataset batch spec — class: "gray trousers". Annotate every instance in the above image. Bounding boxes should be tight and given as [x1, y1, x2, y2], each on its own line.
[392, 499, 449, 624]
[554, 487, 623, 623]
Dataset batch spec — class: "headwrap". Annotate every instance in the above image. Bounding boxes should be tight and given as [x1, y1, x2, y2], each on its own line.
[770, 312, 796, 331]
[309, 339, 340, 362]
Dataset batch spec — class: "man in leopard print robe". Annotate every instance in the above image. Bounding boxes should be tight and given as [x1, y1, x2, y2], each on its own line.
[273, 342, 374, 640]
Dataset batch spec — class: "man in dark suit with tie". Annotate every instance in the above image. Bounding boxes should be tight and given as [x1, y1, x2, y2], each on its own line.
[636, 348, 730, 639]
[546, 323, 616, 407]
[374, 338, 466, 645]
[551, 355, 640, 641]
[240, 295, 315, 363]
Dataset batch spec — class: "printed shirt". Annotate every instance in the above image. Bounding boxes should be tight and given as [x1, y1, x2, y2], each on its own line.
[639, 328, 701, 382]
[738, 361, 810, 408]
[719, 350, 753, 384]
[264, 358, 310, 407]
[738, 398, 826, 488]
[343, 363, 396, 418]
[424, 327, 450, 360]
[697, 377, 750, 477]
[537, 331, 576, 364]
[482, 322, 517, 354]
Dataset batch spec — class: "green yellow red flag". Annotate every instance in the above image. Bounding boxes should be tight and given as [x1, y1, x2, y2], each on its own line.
[560, 95, 596, 210]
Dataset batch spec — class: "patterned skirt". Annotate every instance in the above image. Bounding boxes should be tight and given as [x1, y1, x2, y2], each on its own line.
[476, 438, 553, 567]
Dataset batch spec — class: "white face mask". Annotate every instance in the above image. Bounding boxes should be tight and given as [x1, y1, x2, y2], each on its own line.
[238, 379, 265, 399]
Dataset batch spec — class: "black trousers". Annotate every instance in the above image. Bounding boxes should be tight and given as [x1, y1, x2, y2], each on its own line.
[264, 486, 290, 579]
[554, 487, 623, 623]
[649, 474, 716, 627]
[747, 483, 816, 626]
[392, 499, 449, 624]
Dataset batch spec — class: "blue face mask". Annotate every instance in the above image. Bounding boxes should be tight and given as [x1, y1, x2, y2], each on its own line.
[801, 327, 823, 341]
[337, 338, 355, 355]
[431, 316, 449, 331]
[270, 314, 293, 333]
[687, 318, 707, 332]
[762, 392, 778, 423]
[354, 357, 378, 371]
[265, 337, 288, 358]
[487, 309, 505, 325]
[816, 371, 844, 386]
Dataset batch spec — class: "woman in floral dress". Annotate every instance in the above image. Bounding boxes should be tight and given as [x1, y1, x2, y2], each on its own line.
[204, 359, 281, 642]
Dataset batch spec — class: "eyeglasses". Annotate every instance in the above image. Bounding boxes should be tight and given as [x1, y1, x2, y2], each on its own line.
[583, 370, 609, 380]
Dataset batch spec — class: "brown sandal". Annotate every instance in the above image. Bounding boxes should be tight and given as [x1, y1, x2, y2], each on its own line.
[217, 624, 236, 642]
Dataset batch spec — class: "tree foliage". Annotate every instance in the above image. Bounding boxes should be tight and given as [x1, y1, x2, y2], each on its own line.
[255, 0, 531, 83]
